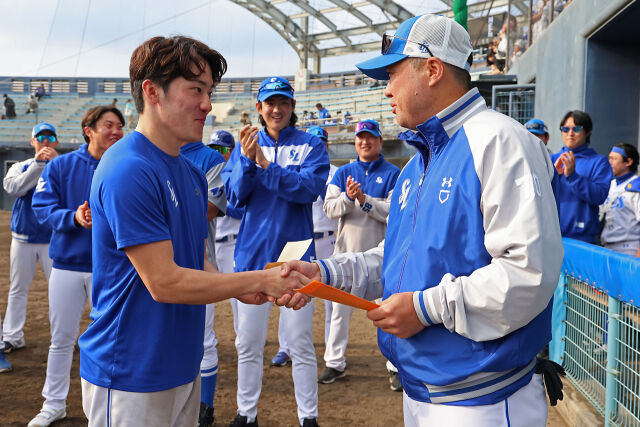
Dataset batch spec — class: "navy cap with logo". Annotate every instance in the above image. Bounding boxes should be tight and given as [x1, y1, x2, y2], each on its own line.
[257, 77, 294, 102]
[355, 119, 381, 138]
[208, 130, 235, 148]
[524, 119, 548, 135]
[307, 126, 328, 142]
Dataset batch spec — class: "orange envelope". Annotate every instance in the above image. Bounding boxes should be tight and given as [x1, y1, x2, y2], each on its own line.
[296, 281, 379, 311]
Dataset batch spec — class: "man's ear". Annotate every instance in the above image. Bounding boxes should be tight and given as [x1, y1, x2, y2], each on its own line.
[141, 79, 161, 107]
[425, 57, 445, 87]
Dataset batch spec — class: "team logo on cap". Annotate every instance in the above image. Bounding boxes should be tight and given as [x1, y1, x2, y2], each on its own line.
[419, 41, 430, 54]
[270, 77, 277, 82]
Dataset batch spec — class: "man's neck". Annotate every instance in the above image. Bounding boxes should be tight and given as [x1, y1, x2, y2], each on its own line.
[266, 127, 281, 142]
[87, 143, 104, 160]
[137, 115, 182, 157]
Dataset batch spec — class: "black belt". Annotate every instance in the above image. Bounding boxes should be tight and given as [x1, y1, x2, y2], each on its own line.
[215, 234, 238, 243]
[314, 231, 334, 239]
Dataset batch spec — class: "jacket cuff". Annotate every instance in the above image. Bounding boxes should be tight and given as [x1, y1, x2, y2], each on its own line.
[360, 194, 373, 213]
[314, 259, 329, 284]
[413, 287, 444, 327]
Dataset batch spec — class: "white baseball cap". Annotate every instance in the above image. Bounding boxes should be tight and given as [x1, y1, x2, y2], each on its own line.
[356, 14, 473, 81]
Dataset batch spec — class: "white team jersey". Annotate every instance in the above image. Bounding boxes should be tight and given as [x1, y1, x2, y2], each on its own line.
[601, 176, 640, 244]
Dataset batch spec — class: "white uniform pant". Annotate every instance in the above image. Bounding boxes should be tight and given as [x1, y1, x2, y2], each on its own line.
[236, 300, 317, 422]
[201, 303, 218, 372]
[215, 239, 238, 334]
[605, 240, 640, 256]
[3, 239, 52, 345]
[312, 235, 336, 345]
[403, 374, 547, 427]
[81, 376, 200, 427]
[42, 268, 92, 411]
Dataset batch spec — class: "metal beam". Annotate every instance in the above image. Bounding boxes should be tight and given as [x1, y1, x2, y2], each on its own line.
[288, 0, 352, 48]
[366, 0, 413, 22]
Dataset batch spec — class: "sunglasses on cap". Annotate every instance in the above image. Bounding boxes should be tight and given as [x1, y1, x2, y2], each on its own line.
[259, 81, 293, 93]
[356, 121, 379, 133]
[382, 34, 434, 57]
[211, 146, 231, 154]
[525, 122, 547, 131]
[36, 134, 57, 143]
[560, 125, 583, 133]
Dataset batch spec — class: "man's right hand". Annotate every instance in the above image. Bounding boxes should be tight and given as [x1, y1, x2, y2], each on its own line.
[260, 266, 310, 299]
[75, 201, 92, 229]
[239, 124, 259, 162]
[35, 147, 58, 162]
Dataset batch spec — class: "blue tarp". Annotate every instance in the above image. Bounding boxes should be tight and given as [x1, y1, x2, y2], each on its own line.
[562, 238, 640, 308]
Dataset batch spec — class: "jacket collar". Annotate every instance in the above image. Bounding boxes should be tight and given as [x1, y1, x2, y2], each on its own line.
[260, 125, 297, 143]
[398, 88, 486, 161]
[560, 143, 591, 155]
[615, 171, 636, 185]
[357, 154, 386, 171]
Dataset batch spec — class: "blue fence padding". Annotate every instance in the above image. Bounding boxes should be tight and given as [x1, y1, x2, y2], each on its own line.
[561, 237, 640, 308]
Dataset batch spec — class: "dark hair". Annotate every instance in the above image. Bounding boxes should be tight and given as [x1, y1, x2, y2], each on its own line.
[129, 36, 227, 113]
[257, 97, 298, 128]
[614, 143, 639, 174]
[561, 110, 593, 143]
[316, 103, 323, 109]
[81, 106, 125, 143]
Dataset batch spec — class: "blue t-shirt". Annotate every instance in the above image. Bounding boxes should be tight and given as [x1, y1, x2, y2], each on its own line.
[79, 131, 208, 392]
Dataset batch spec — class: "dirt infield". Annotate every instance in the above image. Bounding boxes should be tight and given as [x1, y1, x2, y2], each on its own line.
[0, 210, 566, 426]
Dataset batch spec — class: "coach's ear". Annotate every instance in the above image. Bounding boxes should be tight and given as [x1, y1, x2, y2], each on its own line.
[141, 79, 161, 107]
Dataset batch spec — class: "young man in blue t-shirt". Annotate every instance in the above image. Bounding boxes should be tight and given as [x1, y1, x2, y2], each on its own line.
[78, 36, 309, 427]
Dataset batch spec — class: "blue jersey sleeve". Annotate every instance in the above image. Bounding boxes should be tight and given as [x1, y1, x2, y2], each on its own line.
[32, 160, 77, 232]
[256, 140, 329, 204]
[94, 161, 171, 250]
[565, 155, 612, 206]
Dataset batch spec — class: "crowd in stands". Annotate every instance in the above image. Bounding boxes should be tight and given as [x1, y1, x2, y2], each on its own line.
[486, 1, 572, 74]
[2, 84, 49, 120]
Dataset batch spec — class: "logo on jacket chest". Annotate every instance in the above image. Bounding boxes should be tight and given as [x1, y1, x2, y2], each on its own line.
[398, 178, 411, 210]
[439, 177, 453, 204]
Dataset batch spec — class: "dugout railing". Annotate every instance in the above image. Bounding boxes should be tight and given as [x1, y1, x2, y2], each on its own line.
[550, 238, 640, 426]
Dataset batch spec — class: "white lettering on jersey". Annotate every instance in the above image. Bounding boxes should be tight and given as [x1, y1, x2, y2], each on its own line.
[167, 180, 178, 208]
[399, 179, 411, 211]
[35, 177, 46, 193]
[515, 174, 542, 201]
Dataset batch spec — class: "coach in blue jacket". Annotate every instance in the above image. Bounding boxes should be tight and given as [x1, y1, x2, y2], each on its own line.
[30, 106, 124, 427]
[550, 110, 612, 243]
[283, 14, 563, 426]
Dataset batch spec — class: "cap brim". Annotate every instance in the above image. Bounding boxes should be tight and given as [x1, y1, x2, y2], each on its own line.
[356, 129, 381, 138]
[257, 90, 295, 102]
[356, 53, 408, 81]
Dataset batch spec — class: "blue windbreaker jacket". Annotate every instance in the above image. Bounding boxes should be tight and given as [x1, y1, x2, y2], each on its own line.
[32, 144, 98, 271]
[550, 145, 612, 243]
[222, 126, 329, 270]
[316, 89, 563, 406]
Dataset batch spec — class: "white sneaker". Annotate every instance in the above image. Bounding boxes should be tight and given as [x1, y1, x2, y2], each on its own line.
[28, 407, 66, 427]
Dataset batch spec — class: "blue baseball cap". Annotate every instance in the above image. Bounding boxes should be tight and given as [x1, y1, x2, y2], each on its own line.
[307, 126, 328, 142]
[208, 130, 235, 148]
[355, 119, 381, 138]
[257, 77, 294, 102]
[524, 119, 548, 135]
[32, 122, 56, 138]
[356, 14, 473, 81]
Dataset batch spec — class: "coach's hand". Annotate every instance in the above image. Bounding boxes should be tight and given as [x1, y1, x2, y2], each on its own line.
[239, 124, 259, 162]
[35, 146, 58, 162]
[74, 201, 92, 229]
[260, 266, 309, 299]
[237, 292, 271, 305]
[367, 292, 425, 339]
[280, 260, 321, 283]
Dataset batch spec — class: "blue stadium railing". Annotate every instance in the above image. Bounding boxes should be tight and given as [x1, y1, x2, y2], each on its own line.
[550, 238, 640, 426]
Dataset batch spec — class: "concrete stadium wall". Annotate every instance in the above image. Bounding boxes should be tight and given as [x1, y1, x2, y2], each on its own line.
[514, 0, 639, 155]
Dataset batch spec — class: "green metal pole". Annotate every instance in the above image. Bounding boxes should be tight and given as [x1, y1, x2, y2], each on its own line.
[452, 0, 468, 31]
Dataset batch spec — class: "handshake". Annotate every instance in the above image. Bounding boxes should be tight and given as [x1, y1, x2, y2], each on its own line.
[251, 260, 321, 310]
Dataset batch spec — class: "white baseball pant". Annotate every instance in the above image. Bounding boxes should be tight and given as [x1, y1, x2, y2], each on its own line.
[313, 235, 336, 345]
[605, 240, 640, 256]
[214, 238, 238, 334]
[201, 303, 218, 373]
[235, 300, 317, 423]
[41, 268, 91, 412]
[3, 239, 52, 346]
[82, 376, 200, 427]
[403, 374, 547, 427]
